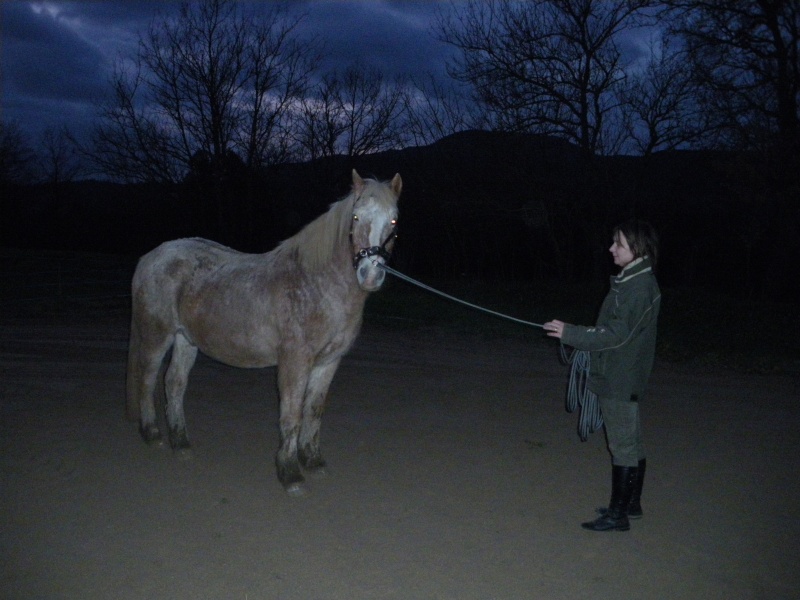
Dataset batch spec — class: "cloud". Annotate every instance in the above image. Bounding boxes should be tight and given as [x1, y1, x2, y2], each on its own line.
[1, 1, 140, 139]
[1, 0, 453, 143]
[3, 3, 105, 102]
[289, 0, 451, 79]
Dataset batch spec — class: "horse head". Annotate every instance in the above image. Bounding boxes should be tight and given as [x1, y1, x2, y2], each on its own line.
[349, 169, 401, 291]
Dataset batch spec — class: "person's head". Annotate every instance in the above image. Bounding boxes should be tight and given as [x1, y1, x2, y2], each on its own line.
[610, 219, 659, 269]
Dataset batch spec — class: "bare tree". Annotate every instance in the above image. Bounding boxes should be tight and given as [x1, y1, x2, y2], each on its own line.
[87, 0, 318, 183]
[37, 127, 85, 185]
[661, 0, 800, 302]
[401, 75, 487, 147]
[88, 60, 184, 184]
[0, 120, 36, 185]
[663, 0, 800, 154]
[436, 0, 655, 157]
[293, 73, 343, 161]
[620, 34, 717, 155]
[294, 64, 406, 161]
[337, 66, 406, 157]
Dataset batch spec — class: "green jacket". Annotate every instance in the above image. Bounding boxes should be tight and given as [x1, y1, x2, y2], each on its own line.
[561, 256, 661, 399]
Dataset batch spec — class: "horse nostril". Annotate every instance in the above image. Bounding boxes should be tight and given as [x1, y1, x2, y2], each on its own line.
[357, 263, 385, 289]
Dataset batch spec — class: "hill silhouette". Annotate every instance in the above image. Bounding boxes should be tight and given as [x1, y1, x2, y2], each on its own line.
[1, 130, 796, 301]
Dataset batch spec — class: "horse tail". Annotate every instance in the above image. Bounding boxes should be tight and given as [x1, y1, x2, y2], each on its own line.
[126, 277, 143, 422]
[126, 254, 157, 422]
[124, 242, 186, 423]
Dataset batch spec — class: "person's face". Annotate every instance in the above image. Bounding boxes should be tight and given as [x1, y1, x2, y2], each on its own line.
[610, 231, 635, 268]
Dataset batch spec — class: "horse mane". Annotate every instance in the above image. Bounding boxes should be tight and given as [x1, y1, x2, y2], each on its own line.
[277, 187, 358, 272]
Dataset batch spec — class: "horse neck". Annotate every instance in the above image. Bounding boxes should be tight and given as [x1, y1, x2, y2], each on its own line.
[314, 196, 371, 303]
[277, 191, 371, 306]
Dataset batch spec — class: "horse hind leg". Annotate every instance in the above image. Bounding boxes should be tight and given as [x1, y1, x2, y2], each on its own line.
[164, 332, 198, 456]
[127, 322, 173, 445]
[298, 360, 341, 474]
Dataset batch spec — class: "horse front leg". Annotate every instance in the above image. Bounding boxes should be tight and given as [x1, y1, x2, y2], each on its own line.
[276, 360, 311, 496]
[298, 359, 341, 474]
[164, 332, 198, 457]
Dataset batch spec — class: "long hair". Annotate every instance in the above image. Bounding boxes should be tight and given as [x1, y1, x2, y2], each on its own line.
[613, 219, 659, 267]
[276, 175, 398, 272]
[277, 192, 356, 272]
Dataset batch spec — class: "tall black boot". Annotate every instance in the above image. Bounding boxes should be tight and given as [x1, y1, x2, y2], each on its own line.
[582, 465, 638, 532]
[597, 458, 646, 519]
[627, 458, 646, 518]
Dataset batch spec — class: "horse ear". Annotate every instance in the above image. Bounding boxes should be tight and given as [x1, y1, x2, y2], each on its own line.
[390, 173, 402, 197]
[352, 169, 365, 194]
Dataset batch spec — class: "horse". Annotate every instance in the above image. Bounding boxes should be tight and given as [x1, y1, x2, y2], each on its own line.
[126, 170, 401, 495]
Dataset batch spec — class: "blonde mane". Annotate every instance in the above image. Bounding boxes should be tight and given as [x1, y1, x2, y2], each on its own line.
[276, 176, 399, 272]
[277, 188, 357, 272]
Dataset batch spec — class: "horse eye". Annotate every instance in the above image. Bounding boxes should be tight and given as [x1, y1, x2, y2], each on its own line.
[391, 219, 397, 225]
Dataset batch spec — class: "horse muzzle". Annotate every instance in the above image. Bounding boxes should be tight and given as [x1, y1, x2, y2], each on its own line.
[355, 256, 387, 291]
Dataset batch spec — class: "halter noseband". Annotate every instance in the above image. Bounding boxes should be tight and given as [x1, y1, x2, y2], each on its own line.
[350, 214, 397, 269]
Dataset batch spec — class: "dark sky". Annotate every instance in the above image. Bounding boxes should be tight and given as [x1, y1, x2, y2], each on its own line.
[1, 0, 457, 144]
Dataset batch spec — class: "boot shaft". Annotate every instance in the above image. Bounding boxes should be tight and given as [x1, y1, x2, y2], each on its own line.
[608, 465, 638, 519]
[628, 458, 646, 516]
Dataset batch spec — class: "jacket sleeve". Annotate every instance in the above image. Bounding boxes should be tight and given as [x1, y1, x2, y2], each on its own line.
[560, 290, 655, 352]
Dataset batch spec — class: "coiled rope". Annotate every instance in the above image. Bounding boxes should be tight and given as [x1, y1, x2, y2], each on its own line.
[560, 345, 603, 441]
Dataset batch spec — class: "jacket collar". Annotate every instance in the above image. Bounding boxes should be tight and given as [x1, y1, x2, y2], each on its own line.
[615, 256, 653, 284]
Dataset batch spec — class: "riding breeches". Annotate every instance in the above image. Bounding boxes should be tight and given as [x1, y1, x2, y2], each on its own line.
[599, 394, 644, 467]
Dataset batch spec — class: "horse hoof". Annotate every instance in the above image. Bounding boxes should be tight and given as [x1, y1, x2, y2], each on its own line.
[170, 434, 192, 460]
[140, 424, 163, 445]
[283, 481, 310, 497]
[169, 427, 191, 450]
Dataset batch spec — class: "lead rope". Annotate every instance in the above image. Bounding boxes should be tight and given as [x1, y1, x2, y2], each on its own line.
[378, 264, 545, 329]
[560, 345, 603, 441]
[378, 263, 599, 440]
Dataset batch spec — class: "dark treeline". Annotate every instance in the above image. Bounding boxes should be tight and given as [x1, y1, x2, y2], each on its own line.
[2, 129, 797, 304]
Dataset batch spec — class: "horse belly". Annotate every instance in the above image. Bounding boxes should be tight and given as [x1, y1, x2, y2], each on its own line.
[193, 333, 278, 368]
[201, 338, 278, 369]
[195, 322, 353, 370]
[182, 303, 279, 368]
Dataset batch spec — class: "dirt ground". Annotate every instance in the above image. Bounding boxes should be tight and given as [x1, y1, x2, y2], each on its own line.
[2, 300, 799, 599]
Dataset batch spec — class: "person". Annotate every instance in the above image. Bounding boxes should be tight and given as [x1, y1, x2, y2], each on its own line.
[544, 219, 661, 532]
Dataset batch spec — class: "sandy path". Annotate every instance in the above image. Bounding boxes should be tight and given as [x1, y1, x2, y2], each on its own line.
[1, 312, 798, 599]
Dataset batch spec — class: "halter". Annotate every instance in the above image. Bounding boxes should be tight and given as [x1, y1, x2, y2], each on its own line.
[349, 213, 397, 269]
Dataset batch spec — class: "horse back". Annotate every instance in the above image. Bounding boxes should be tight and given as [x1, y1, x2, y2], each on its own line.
[131, 238, 266, 354]
[132, 237, 241, 306]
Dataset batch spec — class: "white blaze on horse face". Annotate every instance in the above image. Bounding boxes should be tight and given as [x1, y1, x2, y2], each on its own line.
[353, 197, 396, 291]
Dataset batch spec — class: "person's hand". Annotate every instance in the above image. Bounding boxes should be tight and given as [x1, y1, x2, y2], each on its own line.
[543, 319, 566, 339]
